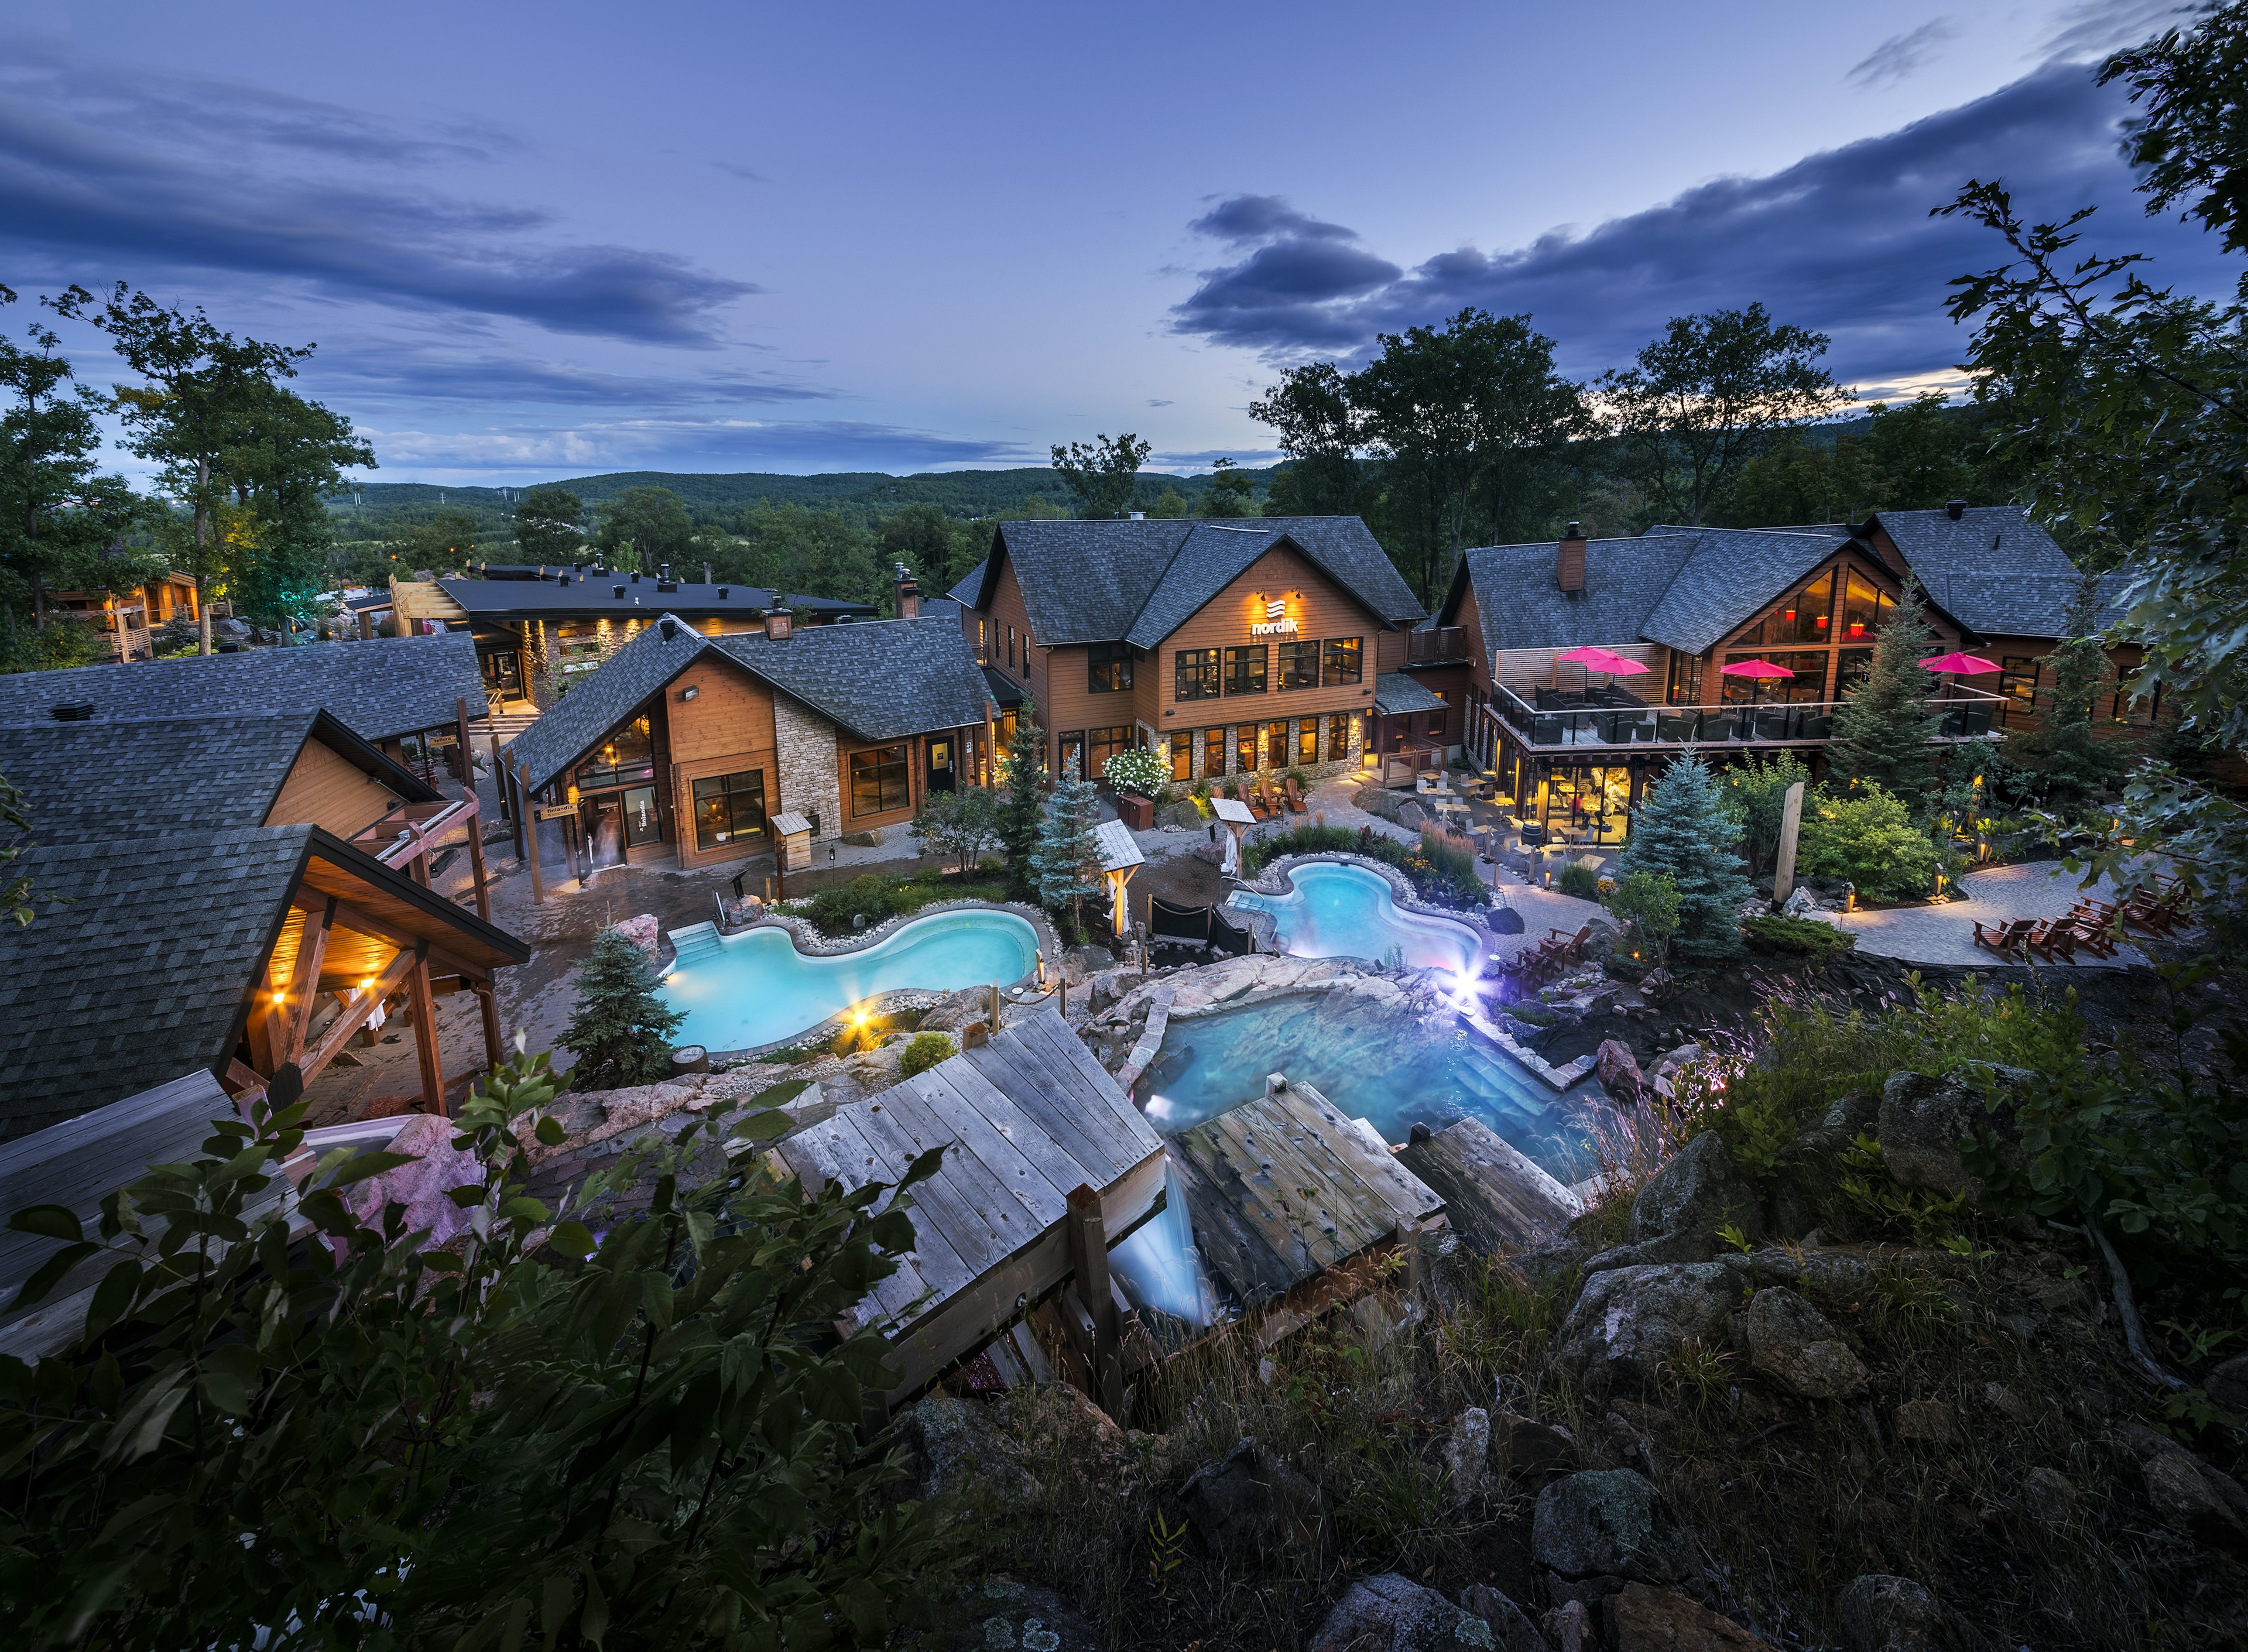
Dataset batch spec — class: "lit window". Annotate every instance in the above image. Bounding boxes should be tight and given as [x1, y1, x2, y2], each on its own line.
[848, 745, 910, 816]
[693, 770, 767, 849]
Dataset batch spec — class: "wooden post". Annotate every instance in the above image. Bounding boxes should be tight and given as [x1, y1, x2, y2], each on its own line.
[279, 897, 335, 1070]
[520, 760, 544, 904]
[1065, 1183, 1122, 1417]
[1398, 1214, 1425, 1302]
[407, 945, 445, 1113]
[357, 607, 373, 642]
[1772, 780, 1807, 906]
[475, 983, 505, 1075]
[989, 981, 1002, 1033]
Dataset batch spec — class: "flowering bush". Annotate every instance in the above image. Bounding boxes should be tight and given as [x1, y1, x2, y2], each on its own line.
[1103, 746, 1169, 798]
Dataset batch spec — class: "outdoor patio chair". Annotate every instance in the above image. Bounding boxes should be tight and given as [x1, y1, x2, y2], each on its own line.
[2026, 917, 2078, 961]
[1700, 712, 1738, 741]
[1656, 711, 1698, 742]
[1282, 775, 1310, 814]
[1939, 708, 1969, 737]
[1972, 917, 2035, 958]
[1532, 714, 1562, 746]
[2064, 915, 2118, 957]
[1536, 687, 1565, 711]
[1752, 706, 1790, 741]
[1622, 712, 1656, 742]
[1797, 712, 1832, 739]
[1963, 705, 1994, 738]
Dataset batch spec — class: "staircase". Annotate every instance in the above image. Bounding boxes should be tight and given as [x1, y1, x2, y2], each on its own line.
[482, 707, 541, 752]
[666, 922, 723, 967]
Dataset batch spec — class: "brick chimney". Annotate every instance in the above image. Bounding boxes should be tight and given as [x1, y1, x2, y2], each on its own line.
[763, 607, 793, 640]
[893, 560, 920, 619]
[1557, 522, 1587, 593]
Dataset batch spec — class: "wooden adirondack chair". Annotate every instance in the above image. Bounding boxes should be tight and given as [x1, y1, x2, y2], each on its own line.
[2066, 916, 2118, 957]
[2026, 918, 2077, 961]
[1282, 774, 1310, 814]
[1973, 917, 2034, 958]
[1257, 776, 1285, 817]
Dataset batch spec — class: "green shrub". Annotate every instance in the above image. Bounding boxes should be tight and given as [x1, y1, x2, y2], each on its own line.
[1798, 783, 1943, 901]
[1605, 869, 1681, 964]
[897, 1031, 955, 1078]
[1240, 823, 1359, 876]
[560, 926, 685, 1091]
[1743, 912, 1858, 961]
[1556, 863, 1602, 899]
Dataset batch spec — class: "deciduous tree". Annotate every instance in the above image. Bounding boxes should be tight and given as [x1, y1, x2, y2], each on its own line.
[1250, 362, 1361, 516]
[1050, 433, 1152, 519]
[511, 484, 585, 563]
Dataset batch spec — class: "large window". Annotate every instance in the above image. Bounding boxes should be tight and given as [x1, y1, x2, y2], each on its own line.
[1839, 568, 1891, 643]
[848, 745, 910, 816]
[1328, 712, 1353, 762]
[693, 769, 767, 849]
[1736, 571, 1836, 647]
[1175, 647, 1221, 701]
[1722, 649, 1829, 704]
[1266, 719, 1288, 766]
[1235, 724, 1259, 773]
[1204, 725, 1226, 777]
[2000, 656, 2040, 708]
[1087, 725, 1133, 779]
[1058, 730, 1084, 780]
[1224, 644, 1267, 696]
[1087, 641, 1133, 693]
[1835, 649, 1875, 695]
[578, 715, 654, 791]
[1296, 719, 1319, 764]
[1322, 636, 1363, 686]
[1277, 638, 1321, 691]
[1168, 731, 1192, 782]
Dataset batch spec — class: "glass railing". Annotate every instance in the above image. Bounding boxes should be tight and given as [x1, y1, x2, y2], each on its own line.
[1485, 683, 2007, 750]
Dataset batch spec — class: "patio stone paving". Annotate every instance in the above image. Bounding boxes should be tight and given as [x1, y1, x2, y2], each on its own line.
[1830, 861, 2153, 969]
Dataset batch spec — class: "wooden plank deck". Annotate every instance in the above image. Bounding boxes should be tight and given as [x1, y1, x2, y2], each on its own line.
[1171, 1077, 1444, 1306]
[771, 1009, 1166, 1406]
[1396, 1118, 1581, 1255]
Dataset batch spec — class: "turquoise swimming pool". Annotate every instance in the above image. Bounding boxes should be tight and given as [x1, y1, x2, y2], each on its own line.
[1228, 860, 1483, 975]
[658, 907, 1040, 1051]
[1137, 991, 1601, 1180]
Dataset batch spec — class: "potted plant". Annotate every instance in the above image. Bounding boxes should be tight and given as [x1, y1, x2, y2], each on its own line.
[1102, 748, 1168, 830]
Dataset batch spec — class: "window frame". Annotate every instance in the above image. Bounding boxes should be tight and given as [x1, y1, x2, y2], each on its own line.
[1322, 636, 1363, 686]
[1276, 638, 1321, 691]
[1296, 718, 1318, 764]
[1085, 724, 1133, 780]
[847, 743, 911, 817]
[691, 768, 768, 850]
[1174, 646, 1221, 702]
[1327, 712, 1353, 762]
[1204, 725, 1226, 777]
[1168, 731, 1192, 782]
[1086, 640, 1133, 694]
[1224, 643, 1268, 697]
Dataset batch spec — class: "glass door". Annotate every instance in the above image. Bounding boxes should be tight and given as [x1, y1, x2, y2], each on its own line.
[584, 796, 626, 869]
[622, 785, 662, 848]
[926, 737, 956, 794]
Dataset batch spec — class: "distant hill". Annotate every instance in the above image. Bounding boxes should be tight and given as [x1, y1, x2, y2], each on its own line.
[326, 465, 1283, 534]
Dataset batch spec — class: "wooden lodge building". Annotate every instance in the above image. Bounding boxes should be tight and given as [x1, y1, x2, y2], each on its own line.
[946, 517, 1460, 787]
[0, 708, 528, 1143]
[1434, 503, 2139, 839]
[498, 607, 992, 883]
[44, 570, 204, 661]
[382, 562, 878, 712]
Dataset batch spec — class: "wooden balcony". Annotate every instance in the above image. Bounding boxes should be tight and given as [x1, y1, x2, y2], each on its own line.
[1406, 625, 1471, 664]
[1483, 681, 2007, 754]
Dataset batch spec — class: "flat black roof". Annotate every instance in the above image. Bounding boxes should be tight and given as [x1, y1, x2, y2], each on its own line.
[440, 573, 876, 623]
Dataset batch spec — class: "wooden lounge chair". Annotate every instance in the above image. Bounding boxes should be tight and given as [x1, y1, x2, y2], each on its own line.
[2026, 918, 2077, 961]
[2065, 916, 2118, 958]
[1256, 776, 1284, 817]
[1282, 774, 1310, 814]
[1972, 917, 2034, 958]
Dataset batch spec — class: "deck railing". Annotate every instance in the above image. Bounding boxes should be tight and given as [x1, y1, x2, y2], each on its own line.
[1406, 625, 1470, 664]
[1483, 680, 2008, 753]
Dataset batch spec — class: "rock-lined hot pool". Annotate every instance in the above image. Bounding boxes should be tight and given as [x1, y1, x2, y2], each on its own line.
[657, 907, 1039, 1051]
[1227, 860, 1482, 976]
[1134, 991, 1603, 1182]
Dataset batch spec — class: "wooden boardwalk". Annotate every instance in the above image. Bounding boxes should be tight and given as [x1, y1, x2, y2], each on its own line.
[772, 1009, 1166, 1406]
[1171, 1077, 1442, 1307]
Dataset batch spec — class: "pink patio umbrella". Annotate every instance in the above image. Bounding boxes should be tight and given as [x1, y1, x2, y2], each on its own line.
[1719, 656, 1795, 708]
[1553, 644, 1653, 691]
[1918, 651, 2002, 674]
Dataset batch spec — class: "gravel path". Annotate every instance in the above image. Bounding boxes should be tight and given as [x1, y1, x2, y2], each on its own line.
[1831, 861, 2152, 969]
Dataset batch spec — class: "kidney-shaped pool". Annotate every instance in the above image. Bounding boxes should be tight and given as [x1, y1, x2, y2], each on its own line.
[1227, 859, 1483, 975]
[658, 907, 1040, 1052]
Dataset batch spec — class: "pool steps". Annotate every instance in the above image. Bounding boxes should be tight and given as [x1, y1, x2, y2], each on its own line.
[666, 921, 724, 966]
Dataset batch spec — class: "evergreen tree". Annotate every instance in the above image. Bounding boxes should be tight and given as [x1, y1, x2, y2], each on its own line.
[1830, 571, 1941, 805]
[2010, 570, 2129, 814]
[1030, 775, 1104, 935]
[996, 714, 1046, 900]
[1618, 753, 1754, 962]
[559, 925, 685, 1092]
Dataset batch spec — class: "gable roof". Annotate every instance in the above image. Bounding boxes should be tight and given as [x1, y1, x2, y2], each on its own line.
[946, 558, 988, 605]
[0, 634, 486, 743]
[0, 712, 436, 843]
[1865, 506, 2086, 639]
[503, 613, 994, 794]
[1640, 529, 1865, 655]
[973, 517, 1424, 647]
[440, 574, 875, 623]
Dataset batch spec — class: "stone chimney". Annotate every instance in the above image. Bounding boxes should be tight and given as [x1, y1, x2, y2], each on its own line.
[893, 561, 920, 619]
[763, 607, 793, 640]
[1557, 522, 1587, 593]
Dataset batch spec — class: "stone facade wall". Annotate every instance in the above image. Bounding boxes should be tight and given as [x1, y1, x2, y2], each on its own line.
[773, 691, 843, 841]
[1178, 712, 1365, 786]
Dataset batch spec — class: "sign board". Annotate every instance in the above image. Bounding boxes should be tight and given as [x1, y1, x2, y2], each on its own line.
[1772, 780, 1806, 904]
[1249, 594, 1298, 637]
[536, 804, 577, 821]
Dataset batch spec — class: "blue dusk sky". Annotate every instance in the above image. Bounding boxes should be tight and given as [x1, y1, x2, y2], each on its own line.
[0, 0, 2233, 485]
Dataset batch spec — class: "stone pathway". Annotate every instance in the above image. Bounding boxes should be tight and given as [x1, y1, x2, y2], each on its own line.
[1830, 861, 2152, 969]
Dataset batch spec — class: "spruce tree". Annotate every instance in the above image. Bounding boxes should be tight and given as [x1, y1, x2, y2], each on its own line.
[1030, 775, 1105, 937]
[559, 925, 686, 1092]
[996, 715, 1047, 901]
[1619, 753, 1754, 962]
[2011, 570, 2127, 814]
[1830, 570, 1941, 805]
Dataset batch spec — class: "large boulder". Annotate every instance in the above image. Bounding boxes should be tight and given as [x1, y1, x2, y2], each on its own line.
[1877, 1068, 2027, 1204]
[1158, 799, 1204, 831]
[1307, 1574, 1494, 1652]
[1457, 1585, 1546, 1652]
[1532, 1469, 1692, 1586]
[1606, 1584, 1769, 1649]
[942, 1576, 1102, 1652]
[1179, 1437, 1328, 1560]
[1735, 1287, 1869, 1400]
[899, 1397, 1036, 1502]
[1555, 1261, 1745, 1393]
[1440, 1407, 1491, 1509]
[1492, 1411, 1578, 1479]
[1488, 904, 1526, 936]
[1767, 1089, 1880, 1238]
[1836, 1575, 1950, 1652]
[344, 1112, 485, 1247]
[1588, 1133, 1760, 1271]
[1595, 1040, 1646, 1102]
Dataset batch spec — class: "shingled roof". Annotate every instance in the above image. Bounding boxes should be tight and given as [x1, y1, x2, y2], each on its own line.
[441, 574, 875, 623]
[1865, 506, 2088, 640]
[1640, 530, 1865, 655]
[0, 712, 435, 843]
[0, 635, 486, 744]
[971, 517, 1424, 646]
[503, 613, 993, 794]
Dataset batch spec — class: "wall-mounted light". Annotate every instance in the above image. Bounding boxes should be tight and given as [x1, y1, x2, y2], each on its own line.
[680, 684, 700, 702]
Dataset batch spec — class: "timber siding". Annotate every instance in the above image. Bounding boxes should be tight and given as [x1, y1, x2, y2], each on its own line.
[267, 737, 410, 840]
[666, 655, 780, 870]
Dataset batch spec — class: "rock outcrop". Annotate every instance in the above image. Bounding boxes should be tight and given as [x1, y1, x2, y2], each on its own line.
[1735, 1286, 1869, 1400]
[1588, 1132, 1761, 1271]
[1532, 1468, 1692, 1587]
[1178, 1437, 1328, 1560]
[1556, 1261, 1745, 1393]
[1306, 1574, 1497, 1652]
[1876, 1068, 2027, 1204]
